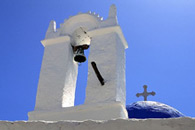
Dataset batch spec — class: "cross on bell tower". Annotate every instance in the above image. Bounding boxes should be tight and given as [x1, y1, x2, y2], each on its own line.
[136, 85, 156, 101]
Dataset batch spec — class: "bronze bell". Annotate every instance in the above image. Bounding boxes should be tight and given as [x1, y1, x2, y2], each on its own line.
[74, 47, 86, 63]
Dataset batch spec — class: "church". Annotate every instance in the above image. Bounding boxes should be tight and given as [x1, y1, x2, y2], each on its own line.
[0, 4, 195, 130]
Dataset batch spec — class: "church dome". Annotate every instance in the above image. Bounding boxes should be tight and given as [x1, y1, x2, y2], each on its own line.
[126, 101, 185, 119]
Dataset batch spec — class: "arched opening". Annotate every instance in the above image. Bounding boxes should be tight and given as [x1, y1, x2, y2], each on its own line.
[74, 49, 89, 106]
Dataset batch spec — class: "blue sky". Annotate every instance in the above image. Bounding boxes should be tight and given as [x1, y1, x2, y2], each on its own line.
[0, 0, 195, 121]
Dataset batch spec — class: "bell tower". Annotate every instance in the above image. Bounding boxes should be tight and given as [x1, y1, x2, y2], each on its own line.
[28, 4, 128, 121]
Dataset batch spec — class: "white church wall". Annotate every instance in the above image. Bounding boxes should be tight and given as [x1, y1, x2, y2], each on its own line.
[1, 118, 195, 130]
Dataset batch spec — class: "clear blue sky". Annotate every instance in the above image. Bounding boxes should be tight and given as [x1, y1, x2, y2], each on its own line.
[0, 0, 195, 121]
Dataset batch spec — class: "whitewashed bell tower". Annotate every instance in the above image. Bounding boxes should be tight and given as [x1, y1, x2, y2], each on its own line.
[28, 4, 128, 121]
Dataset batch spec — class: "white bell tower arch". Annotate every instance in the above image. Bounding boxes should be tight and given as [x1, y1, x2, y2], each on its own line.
[28, 4, 128, 121]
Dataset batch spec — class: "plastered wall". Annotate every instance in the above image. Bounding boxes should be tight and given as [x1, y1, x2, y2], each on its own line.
[1, 118, 195, 130]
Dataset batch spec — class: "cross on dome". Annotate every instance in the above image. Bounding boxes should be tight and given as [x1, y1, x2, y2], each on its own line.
[136, 85, 156, 101]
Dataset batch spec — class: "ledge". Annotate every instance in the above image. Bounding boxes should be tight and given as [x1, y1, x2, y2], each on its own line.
[0, 117, 195, 130]
[28, 102, 127, 121]
[88, 26, 128, 49]
[41, 36, 70, 47]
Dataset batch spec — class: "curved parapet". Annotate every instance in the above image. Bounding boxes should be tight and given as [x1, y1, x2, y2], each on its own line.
[59, 13, 101, 36]
[44, 4, 119, 40]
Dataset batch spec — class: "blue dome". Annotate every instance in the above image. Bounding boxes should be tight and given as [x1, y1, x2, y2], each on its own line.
[126, 101, 184, 119]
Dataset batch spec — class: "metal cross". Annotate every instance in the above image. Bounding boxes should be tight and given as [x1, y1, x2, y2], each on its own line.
[136, 85, 156, 101]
